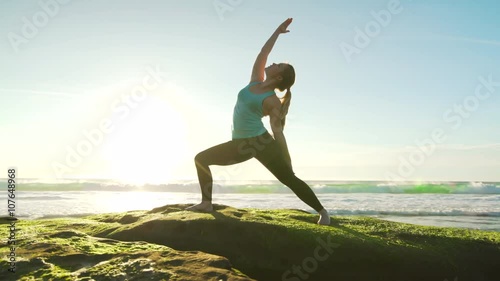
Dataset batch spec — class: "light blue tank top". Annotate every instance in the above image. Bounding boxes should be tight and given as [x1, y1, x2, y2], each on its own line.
[232, 81, 275, 139]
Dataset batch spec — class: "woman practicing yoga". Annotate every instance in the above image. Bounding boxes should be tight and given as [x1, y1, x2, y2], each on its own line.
[186, 18, 330, 225]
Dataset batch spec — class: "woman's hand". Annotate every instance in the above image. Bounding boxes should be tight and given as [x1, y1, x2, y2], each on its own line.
[276, 18, 293, 34]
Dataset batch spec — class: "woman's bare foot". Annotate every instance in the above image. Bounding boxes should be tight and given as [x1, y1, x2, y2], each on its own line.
[317, 208, 330, 225]
[185, 201, 214, 212]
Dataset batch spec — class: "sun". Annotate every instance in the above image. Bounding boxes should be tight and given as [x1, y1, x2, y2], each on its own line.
[100, 83, 190, 185]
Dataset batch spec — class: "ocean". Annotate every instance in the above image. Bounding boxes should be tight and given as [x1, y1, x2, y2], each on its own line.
[2, 179, 500, 231]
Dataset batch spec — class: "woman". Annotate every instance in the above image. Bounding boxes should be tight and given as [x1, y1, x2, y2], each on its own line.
[186, 18, 330, 225]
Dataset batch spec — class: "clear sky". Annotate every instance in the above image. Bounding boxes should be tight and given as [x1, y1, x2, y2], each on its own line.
[1, 0, 499, 183]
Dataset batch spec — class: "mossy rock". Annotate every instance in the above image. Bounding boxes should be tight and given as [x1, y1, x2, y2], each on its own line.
[1, 204, 499, 281]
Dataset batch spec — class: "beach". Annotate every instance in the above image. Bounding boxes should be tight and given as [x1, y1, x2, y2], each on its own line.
[2, 179, 500, 280]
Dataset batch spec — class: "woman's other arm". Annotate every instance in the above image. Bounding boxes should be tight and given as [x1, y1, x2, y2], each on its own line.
[265, 96, 293, 170]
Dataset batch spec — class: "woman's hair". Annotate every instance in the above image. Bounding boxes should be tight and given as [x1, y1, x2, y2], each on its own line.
[277, 64, 295, 130]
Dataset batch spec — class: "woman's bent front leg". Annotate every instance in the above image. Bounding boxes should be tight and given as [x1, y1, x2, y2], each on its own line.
[186, 139, 253, 212]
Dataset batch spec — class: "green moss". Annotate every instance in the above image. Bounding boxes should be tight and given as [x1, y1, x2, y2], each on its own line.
[0, 212, 255, 280]
[1, 204, 499, 281]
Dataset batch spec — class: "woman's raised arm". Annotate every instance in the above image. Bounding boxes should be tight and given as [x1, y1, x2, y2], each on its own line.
[250, 18, 293, 83]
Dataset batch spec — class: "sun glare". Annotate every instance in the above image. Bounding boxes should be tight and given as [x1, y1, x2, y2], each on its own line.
[99, 83, 190, 186]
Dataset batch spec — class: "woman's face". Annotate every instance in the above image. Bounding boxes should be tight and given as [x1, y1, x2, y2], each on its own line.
[265, 63, 284, 80]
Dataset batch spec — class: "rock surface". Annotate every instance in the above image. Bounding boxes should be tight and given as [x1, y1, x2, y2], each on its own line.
[1, 204, 499, 281]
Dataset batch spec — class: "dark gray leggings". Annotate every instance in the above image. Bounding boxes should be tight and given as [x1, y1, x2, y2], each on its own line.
[194, 131, 324, 212]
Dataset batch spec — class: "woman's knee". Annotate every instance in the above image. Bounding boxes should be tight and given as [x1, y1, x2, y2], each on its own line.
[194, 152, 207, 166]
